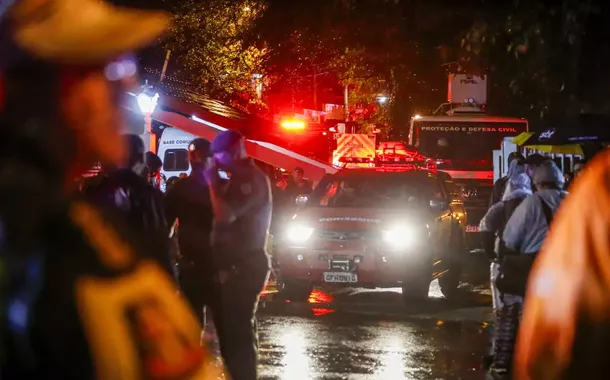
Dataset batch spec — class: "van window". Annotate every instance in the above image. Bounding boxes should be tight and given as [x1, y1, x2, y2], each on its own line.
[163, 149, 189, 172]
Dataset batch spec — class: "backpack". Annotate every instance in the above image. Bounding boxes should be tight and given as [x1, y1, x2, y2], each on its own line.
[496, 195, 561, 296]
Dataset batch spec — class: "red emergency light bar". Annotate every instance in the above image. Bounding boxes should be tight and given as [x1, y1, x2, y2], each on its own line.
[376, 160, 438, 173]
[281, 119, 306, 130]
[339, 157, 375, 163]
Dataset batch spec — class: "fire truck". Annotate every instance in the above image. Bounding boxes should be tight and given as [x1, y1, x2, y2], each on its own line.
[408, 75, 529, 250]
[332, 133, 377, 167]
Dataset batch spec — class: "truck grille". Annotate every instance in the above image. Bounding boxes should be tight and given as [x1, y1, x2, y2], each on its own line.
[315, 229, 376, 241]
[455, 180, 493, 227]
[465, 208, 487, 227]
[473, 186, 492, 203]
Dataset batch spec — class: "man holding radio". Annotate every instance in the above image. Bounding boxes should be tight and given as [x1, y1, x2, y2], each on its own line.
[204, 130, 272, 380]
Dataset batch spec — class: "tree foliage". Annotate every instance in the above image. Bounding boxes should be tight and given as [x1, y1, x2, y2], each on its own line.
[459, 0, 599, 125]
[163, 0, 268, 113]
[247, 0, 475, 136]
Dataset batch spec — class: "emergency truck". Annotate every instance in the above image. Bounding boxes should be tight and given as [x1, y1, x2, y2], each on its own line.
[276, 163, 467, 303]
[332, 133, 376, 167]
[408, 105, 528, 250]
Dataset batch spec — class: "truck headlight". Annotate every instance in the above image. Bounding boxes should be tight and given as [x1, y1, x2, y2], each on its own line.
[382, 225, 415, 248]
[286, 225, 315, 243]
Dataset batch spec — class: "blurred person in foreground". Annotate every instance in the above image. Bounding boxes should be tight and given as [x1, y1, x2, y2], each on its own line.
[0, 0, 217, 378]
[489, 152, 526, 207]
[83, 134, 172, 275]
[514, 151, 610, 379]
[204, 130, 272, 380]
[480, 169, 532, 373]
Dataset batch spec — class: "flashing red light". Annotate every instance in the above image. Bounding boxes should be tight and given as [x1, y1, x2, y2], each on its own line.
[312, 308, 335, 317]
[281, 119, 306, 130]
[308, 289, 334, 304]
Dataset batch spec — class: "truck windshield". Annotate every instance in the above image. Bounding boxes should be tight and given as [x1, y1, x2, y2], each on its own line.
[413, 121, 527, 161]
[309, 173, 442, 208]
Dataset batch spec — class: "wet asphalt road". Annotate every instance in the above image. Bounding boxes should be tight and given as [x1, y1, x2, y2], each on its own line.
[205, 256, 494, 379]
[256, 280, 493, 380]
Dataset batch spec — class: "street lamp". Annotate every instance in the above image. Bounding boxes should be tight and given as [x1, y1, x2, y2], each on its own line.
[136, 92, 159, 153]
[377, 95, 388, 104]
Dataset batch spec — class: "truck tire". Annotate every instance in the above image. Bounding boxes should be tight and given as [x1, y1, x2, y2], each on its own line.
[280, 278, 313, 302]
[401, 271, 431, 304]
[439, 261, 462, 299]
[439, 231, 465, 299]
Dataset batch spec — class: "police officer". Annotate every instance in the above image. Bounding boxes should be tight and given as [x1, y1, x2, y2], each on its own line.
[83, 134, 172, 275]
[165, 138, 216, 327]
[204, 130, 272, 380]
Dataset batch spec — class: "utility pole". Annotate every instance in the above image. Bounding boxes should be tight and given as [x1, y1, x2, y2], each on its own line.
[160, 49, 171, 82]
[344, 85, 349, 122]
[313, 65, 318, 110]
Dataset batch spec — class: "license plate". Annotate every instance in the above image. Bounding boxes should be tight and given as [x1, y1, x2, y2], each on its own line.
[465, 225, 481, 232]
[323, 272, 358, 283]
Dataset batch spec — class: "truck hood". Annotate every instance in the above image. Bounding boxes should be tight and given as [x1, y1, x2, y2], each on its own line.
[435, 158, 493, 171]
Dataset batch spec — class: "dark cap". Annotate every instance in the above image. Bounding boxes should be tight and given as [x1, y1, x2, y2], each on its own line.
[211, 130, 244, 153]
[188, 138, 212, 163]
[294, 166, 304, 174]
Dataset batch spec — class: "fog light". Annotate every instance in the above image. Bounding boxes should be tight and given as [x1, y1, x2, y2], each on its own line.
[382, 256, 388, 263]
[297, 255, 303, 261]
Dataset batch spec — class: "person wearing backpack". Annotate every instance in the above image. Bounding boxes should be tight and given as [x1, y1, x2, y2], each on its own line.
[480, 170, 533, 372]
[488, 160, 567, 377]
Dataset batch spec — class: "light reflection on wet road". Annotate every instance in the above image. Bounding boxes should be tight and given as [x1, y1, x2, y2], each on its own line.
[255, 280, 493, 380]
[258, 315, 489, 380]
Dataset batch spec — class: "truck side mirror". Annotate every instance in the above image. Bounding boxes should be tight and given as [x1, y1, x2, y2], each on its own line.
[295, 194, 309, 207]
[429, 199, 448, 210]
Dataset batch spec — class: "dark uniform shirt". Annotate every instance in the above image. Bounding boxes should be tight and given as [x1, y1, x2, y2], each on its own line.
[211, 159, 272, 269]
[285, 178, 313, 199]
[82, 168, 172, 274]
[165, 175, 214, 263]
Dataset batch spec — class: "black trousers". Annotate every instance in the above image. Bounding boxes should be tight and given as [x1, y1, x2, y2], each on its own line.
[177, 260, 218, 327]
[214, 249, 270, 380]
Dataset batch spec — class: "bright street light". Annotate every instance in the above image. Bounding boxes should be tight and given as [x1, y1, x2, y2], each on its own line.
[377, 95, 388, 104]
[137, 92, 159, 115]
[136, 92, 159, 153]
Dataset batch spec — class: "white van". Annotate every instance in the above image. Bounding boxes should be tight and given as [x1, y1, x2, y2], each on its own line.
[157, 127, 196, 190]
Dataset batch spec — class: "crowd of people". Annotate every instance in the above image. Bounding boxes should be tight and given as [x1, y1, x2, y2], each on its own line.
[82, 130, 274, 380]
[480, 148, 610, 379]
